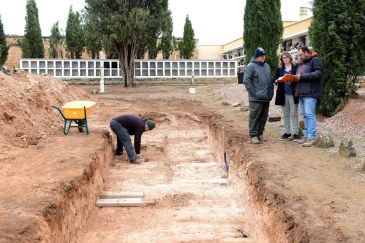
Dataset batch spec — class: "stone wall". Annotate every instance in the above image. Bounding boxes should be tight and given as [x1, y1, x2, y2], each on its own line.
[4, 35, 91, 68]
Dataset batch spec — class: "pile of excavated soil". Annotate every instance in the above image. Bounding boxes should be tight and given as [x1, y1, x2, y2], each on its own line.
[0, 72, 89, 147]
[0, 73, 105, 242]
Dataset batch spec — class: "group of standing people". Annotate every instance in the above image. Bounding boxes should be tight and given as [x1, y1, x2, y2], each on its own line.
[243, 46, 323, 147]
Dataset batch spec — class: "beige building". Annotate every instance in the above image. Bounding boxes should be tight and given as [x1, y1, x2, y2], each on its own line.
[197, 45, 223, 60]
[282, 16, 312, 52]
[220, 38, 244, 71]
[218, 7, 313, 68]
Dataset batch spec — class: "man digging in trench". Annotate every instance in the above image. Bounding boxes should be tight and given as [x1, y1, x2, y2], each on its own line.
[110, 114, 156, 164]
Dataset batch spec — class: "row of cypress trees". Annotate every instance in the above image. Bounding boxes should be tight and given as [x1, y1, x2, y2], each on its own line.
[20, 0, 87, 59]
[0, 0, 196, 62]
[1, 0, 196, 87]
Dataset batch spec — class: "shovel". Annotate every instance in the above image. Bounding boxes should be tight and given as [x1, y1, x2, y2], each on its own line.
[221, 127, 229, 178]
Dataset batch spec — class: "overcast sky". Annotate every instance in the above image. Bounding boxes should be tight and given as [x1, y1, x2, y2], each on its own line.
[0, 0, 311, 45]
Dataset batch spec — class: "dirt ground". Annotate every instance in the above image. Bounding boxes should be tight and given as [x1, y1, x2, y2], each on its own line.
[1, 72, 365, 242]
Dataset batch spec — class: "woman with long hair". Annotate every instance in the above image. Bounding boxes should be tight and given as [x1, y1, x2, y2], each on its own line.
[274, 51, 300, 140]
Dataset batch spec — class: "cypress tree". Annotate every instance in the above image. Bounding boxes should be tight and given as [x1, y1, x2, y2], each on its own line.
[22, 0, 44, 58]
[0, 15, 8, 66]
[136, 40, 147, 59]
[84, 12, 103, 59]
[160, 14, 173, 59]
[146, 39, 159, 59]
[310, 0, 365, 116]
[144, 0, 171, 59]
[348, 0, 365, 84]
[65, 7, 84, 59]
[49, 21, 63, 58]
[172, 36, 179, 53]
[243, 0, 283, 69]
[179, 15, 195, 59]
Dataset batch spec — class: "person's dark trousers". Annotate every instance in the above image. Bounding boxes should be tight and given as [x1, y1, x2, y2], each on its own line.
[110, 119, 137, 162]
[248, 101, 270, 137]
[116, 137, 123, 155]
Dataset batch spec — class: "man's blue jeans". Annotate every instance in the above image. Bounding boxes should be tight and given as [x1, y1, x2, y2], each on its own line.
[110, 119, 137, 162]
[299, 97, 317, 140]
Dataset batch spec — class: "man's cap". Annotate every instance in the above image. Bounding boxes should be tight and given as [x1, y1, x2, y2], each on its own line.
[146, 120, 156, 130]
[254, 47, 266, 58]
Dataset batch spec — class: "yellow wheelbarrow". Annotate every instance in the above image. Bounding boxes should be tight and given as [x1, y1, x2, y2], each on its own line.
[52, 101, 96, 135]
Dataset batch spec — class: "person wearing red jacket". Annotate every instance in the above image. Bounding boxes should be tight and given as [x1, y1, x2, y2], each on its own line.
[295, 47, 323, 147]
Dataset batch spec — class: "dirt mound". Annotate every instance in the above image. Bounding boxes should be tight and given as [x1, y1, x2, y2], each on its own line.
[0, 71, 89, 147]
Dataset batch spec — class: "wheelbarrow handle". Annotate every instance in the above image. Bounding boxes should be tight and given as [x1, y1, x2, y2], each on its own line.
[52, 106, 67, 120]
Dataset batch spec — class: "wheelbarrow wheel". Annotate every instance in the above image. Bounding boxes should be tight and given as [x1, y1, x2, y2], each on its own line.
[76, 120, 84, 133]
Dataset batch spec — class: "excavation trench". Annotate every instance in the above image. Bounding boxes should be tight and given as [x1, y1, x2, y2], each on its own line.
[79, 114, 261, 242]
[42, 112, 302, 242]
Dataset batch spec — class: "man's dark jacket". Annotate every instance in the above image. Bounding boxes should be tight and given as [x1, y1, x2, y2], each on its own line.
[243, 58, 273, 102]
[296, 56, 323, 99]
[112, 115, 145, 154]
[274, 64, 299, 106]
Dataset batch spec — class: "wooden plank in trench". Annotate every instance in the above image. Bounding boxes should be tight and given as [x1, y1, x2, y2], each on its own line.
[100, 191, 144, 199]
[96, 198, 145, 207]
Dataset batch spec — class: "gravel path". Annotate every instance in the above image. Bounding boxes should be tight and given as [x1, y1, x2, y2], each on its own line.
[213, 83, 282, 117]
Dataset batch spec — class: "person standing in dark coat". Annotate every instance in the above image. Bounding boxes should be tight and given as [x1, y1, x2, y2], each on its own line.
[243, 47, 274, 144]
[110, 115, 156, 163]
[295, 46, 323, 147]
[274, 51, 300, 140]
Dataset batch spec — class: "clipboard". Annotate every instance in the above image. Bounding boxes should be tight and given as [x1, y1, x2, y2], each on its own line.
[275, 74, 299, 83]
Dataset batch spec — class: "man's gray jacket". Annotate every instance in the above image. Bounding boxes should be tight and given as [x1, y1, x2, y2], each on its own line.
[243, 58, 273, 102]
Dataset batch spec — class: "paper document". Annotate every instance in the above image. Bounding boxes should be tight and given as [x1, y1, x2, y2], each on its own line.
[275, 74, 299, 83]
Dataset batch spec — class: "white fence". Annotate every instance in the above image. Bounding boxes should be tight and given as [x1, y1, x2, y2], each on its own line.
[20, 59, 237, 79]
